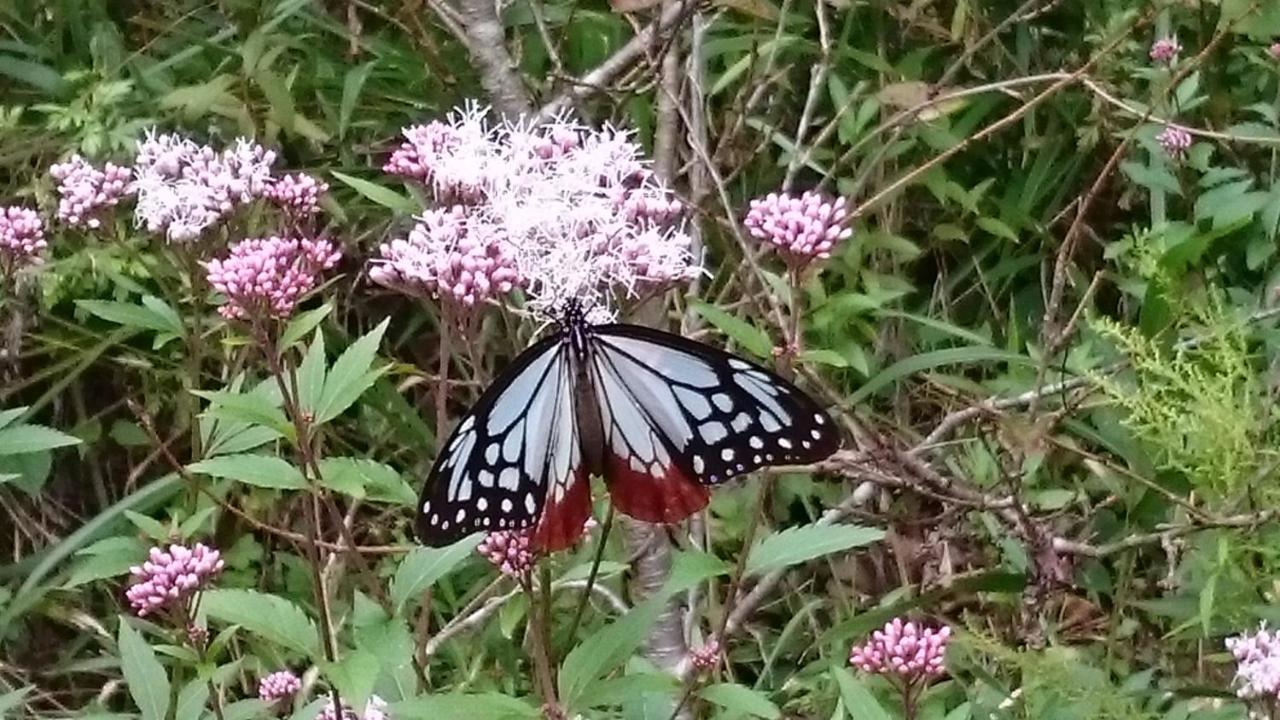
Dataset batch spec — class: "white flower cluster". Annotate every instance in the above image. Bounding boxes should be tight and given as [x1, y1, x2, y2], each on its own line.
[376, 105, 699, 320]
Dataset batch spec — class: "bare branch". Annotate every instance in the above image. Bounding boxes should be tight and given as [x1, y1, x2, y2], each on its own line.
[538, 0, 697, 118]
[455, 0, 533, 116]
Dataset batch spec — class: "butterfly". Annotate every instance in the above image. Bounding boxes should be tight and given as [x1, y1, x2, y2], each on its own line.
[415, 302, 841, 551]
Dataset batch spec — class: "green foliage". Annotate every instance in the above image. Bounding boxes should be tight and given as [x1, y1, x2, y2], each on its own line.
[1093, 301, 1276, 505]
[7, 0, 1280, 718]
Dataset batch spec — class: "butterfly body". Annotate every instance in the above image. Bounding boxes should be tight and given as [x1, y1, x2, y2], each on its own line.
[416, 307, 841, 551]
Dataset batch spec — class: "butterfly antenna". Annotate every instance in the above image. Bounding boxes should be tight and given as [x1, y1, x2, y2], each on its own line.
[566, 503, 616, 643]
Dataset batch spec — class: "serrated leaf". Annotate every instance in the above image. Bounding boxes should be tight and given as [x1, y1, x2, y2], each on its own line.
[297, 331, 327, 414]
[699, 683, 780, 719]
[832, 667, 892, 720]
[745, 523, 884, 576]
[324, 650, 379, 712]
[76, 299, 179, 333]
[173, 678, 209, 720]
[64, 542, 145, 588]
[281, 303, 334, 348]
[201, 589, 319, 656]
[331, 171, 417, 213]
[558, 595, 666, 706]
[317, 457, 410, 503]
[0, 424, 81, 455]
[390, 536, 482, 612]
[124, 510, 169, 540]
[392, 693, 540, 719]
[139, 296, 185, 335]
[118, 619, 171, 720]
[195, 388, 290, 435]
[315, 319, 390, 424]
[187, 454, 306, 489]
[690, 302, 773, 358]
[0, 406, 29, 431]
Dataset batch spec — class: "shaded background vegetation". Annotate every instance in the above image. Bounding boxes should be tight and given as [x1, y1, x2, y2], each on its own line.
[5, 0, 1280, 718]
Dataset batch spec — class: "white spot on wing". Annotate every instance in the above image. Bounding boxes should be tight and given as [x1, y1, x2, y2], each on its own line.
[498, 467, 520, 490]
[721, 448, 735, 461]
[675, 387, 713, 420]
[699, 421, 728, 444]
[730, 412, 751, 433]
[712, 393, 733, 412]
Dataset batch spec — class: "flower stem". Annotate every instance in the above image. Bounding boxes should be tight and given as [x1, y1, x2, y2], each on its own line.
[256, 324, 343, 715]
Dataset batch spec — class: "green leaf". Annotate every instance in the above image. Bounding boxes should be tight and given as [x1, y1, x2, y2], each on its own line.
[559, 596, 666, 707]
[325, 650, 379, 712]
[118, 619, 171, 720]
[0, 474, 183, 634]
[281, 303, 334, 348]
[173, 678, 209, 720]
[0, 406, 29, 431]
[200, 589, 319, 656]
[220, 698, 271, 720]
[690, 302, 773, 358]
[317, 457, 411, 504]
[832, 667, 892, 720]
[256, 67, 296, 131]
[140, 296, 185, 335]
[850, 347, 1033, 404]
[798, 349, 850, 368]
[698, 683, 781, 719]
[331, 171, 418, 214]
[315, 319, 390, 424]
[297, 331, 327, 415]
[0, 55, 66, 94]
[63, 540, 145, 588]
[0, 424, 81, 455]
[0, 687, 33, 717]
[76, 299, 182, 334]
[187, 454, 306, 489]
[745, 523, 884, 577]
[195, 388, 290, 435]
[339, 61, 377, 138]
[391, 536, 483, 612]
[392, 693, 540, 719]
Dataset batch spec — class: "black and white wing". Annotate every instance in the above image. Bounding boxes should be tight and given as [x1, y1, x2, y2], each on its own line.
[587, 323, 840, 523]
[415, 333, 592, 551]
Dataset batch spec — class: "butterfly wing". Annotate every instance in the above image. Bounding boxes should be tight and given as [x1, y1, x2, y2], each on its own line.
[587, 324, 840, 522]
[416, 332, 591, 551]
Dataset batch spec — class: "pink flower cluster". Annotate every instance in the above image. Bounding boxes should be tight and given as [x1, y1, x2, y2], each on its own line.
[849, 618, 951, 683]
[1270, 43, 1280, 61]
[370, 206, 519, 307]
[49, 155, 133, 229]
[205, 236, 341, 320]
[132, 130, 277, 242]
[744, 191, 852, 265]
[477, 530, 534, 577]
[124, 543, 224, 617]
[1157, 125, 1193, 160]
[0, 206, 46, 271]
[258, 670, 302, 703]
[1227, 623, 1280, 701]
[374, 105, 698, 320]
[1149, 37, 1181, 64]
[319, 694, 388, 720]
[266, 173, 328, 216]
[689, 639, 721, 673]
